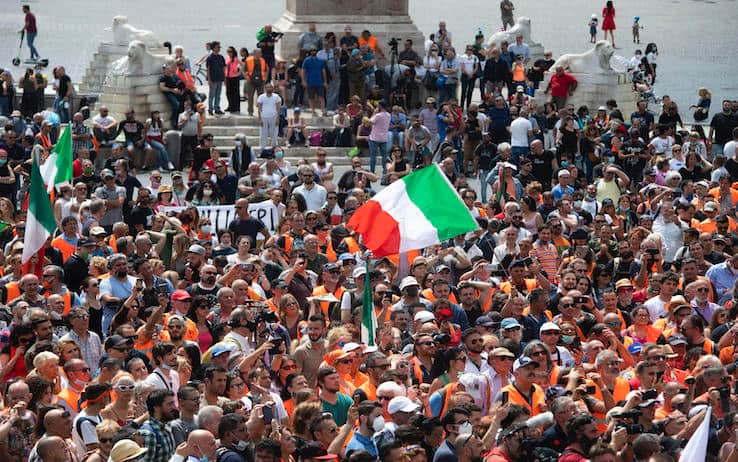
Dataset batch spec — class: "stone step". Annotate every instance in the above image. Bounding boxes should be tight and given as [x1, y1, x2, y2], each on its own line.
[213, 145, 357, 165]
[204, 125, 333, 136]
[202, 113, 335, 127]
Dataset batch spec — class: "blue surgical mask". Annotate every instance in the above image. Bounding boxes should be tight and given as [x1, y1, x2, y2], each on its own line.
[561, 161, 569, 168]
[561, 335, 575, 344]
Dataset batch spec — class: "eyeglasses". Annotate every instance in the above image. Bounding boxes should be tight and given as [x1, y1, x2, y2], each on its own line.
[337, 358, 353, 365]
[169, 324, 185, 329]
[113, 346, 131, 352]
[560, 303, 574, 308]
[696, 287, 710, 292]
[99, 438, 113, 443]
[647, 355, 666, 361]
[529, 350, 547, 357]
[115, 384, 135, 391]
[72, 314, 90, 320]
[281, 364, 297, 371]
[417, 341, 435, 346]
[72, 367, 91, 373]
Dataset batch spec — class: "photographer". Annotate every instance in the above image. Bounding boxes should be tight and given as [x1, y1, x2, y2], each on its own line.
[256, 25, 282, 80]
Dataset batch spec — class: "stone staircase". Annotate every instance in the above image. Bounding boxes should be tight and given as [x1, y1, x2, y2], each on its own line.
[203, 113, 357, 166]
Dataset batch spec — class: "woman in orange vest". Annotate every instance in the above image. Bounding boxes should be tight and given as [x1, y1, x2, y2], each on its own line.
[626, 305, 665, 344]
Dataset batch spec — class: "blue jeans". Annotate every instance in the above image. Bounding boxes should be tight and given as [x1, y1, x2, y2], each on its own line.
[326, 77, 340, 112]
[146, 140, 171, 168]
[26, 31, 39, 59]
[369, 140, 388, 174]
[440, 83, 457, 104]
[208, 81, 223, 112]
[511, 146, 529, 165]
[0, 97, 9, 117]
[386, 131, 404, 153]
[55, 97, 71, 124]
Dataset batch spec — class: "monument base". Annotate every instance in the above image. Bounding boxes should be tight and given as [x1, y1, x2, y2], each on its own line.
[274, 13, 424, 63]
[540, 70, 620, 111]
[79, 42, 169, 94]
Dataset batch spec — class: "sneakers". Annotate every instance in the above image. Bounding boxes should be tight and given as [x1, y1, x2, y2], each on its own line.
[208, 110, 214, 116]
[215, 110, 225, 115]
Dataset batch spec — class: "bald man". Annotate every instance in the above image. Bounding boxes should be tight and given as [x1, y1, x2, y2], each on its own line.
[188, 429, 217, 461]
[36, 436, 69, 462]
[28, 409, 78, 462]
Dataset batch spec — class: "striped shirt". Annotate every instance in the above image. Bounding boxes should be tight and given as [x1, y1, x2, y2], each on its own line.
[531, 241, 560, 283]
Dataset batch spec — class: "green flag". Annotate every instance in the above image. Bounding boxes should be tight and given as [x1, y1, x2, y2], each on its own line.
[361, 262, 376, 346]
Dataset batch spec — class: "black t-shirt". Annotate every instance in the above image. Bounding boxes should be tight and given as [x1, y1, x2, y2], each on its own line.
[58, 75, 72, 97]
[710, 112, 738, 145]
[228, 217, 267, 243]
[206, 53, 226, 82]
[159, 74, 180, 90]
[119, 120, 144, 143]
[257, 37, 276, 61]
[619, 139, 648, 181]
[340, 36, 359, 50]
[129, 205, 154, 229]
[475, 141, 498, 170]
[530, 149, 555, 186]
[73, 174, 101, 195]
[0, 142, 26, 162]
[630, 110, 655, 139]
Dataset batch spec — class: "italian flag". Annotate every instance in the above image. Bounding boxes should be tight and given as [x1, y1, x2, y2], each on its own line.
[348, 165, 478, 258]
[22, 153, 57, 276]
[361, 262, 376, 346]
[39, 123, 73, 193]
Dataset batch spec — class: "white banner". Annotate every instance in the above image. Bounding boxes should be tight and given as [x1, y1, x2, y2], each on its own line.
[679, 406, 711, 462]
[159, 203, 278, 237]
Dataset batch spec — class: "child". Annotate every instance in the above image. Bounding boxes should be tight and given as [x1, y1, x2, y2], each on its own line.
[588, 14, 598, 43]
[632, 16, 642, 44]
[689, 87, 712, 122]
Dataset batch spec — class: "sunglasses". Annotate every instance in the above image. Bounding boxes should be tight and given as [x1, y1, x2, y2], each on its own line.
[72, 367, 91, 373]
[377, 396, 393, 401]
[281, 364, 297, 371]
[99, 438, 113, 443]
[115, 384, 135, 391]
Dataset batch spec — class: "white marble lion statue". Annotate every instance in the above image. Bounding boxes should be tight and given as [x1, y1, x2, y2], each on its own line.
[552, 40, 615, 74]
[126, 40, 163, 76]
[112, 15, 161, 49]
[488, 17, 540, 47]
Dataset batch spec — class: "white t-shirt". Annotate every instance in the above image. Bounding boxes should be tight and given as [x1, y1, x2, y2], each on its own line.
[93, 114, 116, 128]
[294, 183, 327, 211]
[724, 140, 737, 159]
[649, 136, 674, 156]
[510, 117, 532, 148]
[644, 295, 667, 322]
[257, 93, 282, 118]
[72, 410, 102, 460]
[457, 53, 479, 74]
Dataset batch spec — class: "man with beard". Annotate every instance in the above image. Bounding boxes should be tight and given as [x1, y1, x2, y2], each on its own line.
[144, 341, 180, 395]
[140, 390, 178, 462]
[294, 314, 327, 386]
[499, 356, 546, 416]
[539, 396, 577, 453]
[680, 314, 717, 355]
[188, 265, 221, 301]
[201, 365, 229, 408]
[99, 253, 136, 335]
[433, 407, 472, 462]
[393, 276, 431, 311]
[453, 433, 485, 462]
[559, 414, 600, 462]
[618, 128, 649, 185]
[462, 328, 488, 375]
[317, 366, 353, 426]
[346, 400, 382, 458]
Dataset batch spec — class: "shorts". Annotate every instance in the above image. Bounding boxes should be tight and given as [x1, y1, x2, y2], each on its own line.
[307, 86, 325, 99]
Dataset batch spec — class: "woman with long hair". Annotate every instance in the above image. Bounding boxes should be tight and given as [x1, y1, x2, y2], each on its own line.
[520, 196, 544, 237]
[279, 294, 303, 342]
[26, 375, 54, 411]
[0, 197, 16, 225]
[690, 87, 712, 122]
[179, 343, 203, 382]
[144, 111, 174, 170]
[111, 297, 144, 334]
[224, 371, 247, 400]
[428, 346, 466, 396]
[0, 323, 33, 383]
[626, 305, 665, 344]
[224, 46, 241, 113]
[212, 229, 237, 258]
[80, 276, 104, 337]
[186, 295, 214, 351]
[601, 1, 616, 47]
[191, 180, 221, 206]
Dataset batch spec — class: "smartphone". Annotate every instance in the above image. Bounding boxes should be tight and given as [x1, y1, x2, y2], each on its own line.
[135, 278, 144, 290]
[586, 385, 597, 395]
[500, 391, 509, 405]
[263, 405, 273, 425]
[641, 389, 658, 401]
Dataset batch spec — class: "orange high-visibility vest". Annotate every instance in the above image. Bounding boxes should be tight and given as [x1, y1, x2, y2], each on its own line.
[500, 383, 546, 416]
[244, 56, 268, 81]
[312, 285, 345, 318]
[421, 288, 458, 304]
[4, 281, 20, 304]
[43, 290, 72, 316]
[590, 377, 631, 433]
[51, 236, 78, 262]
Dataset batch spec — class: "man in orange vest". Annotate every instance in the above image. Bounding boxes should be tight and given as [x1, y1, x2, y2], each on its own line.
[312, 263, 345, 320]
[498, 356, 547, 416]
[57, 358, 91, 416]
[243, 48, 268, 116]
[42, 265, 81, 315]
[277, 212, 307, 256]
[359, 352, 390, 400]
[51, 216, 81, 262]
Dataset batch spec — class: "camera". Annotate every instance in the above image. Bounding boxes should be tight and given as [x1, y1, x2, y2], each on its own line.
[616, 423, 645, 435]
[388, 37, 400, 51]
[433, 333, 451, 345]
[258, 310, 279, 324]
[645, 248, 659, 256]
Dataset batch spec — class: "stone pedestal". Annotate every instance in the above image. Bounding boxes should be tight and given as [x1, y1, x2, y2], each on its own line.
[541, 70, 620, 110]
[97, 74, 171, 125]
[274, 0, 424, 63]
[79, 42, 169, 94]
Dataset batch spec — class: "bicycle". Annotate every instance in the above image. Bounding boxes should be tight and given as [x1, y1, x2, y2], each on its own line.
[194, 64, 207, 86]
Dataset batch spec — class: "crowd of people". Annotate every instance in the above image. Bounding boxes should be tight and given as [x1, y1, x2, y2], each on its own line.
[4, 2, 738, 462]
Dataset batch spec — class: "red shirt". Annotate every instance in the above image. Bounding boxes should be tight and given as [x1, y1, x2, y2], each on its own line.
[25, 13, 37, 33]
[549, 72, 577, 97]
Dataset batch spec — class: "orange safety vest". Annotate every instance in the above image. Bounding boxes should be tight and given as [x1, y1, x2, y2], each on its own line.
[175, 67, 195, 89]
[312, 285, 345, 318]
[51, 236, 78, 262]
[4, 281, 20, 304]
[244, 56, 268, 81]
[43, 290, 73, 316]
[500, 383, 546, 416]
[436, 382, 462, 417]
[326, 236, 361, 262]
[497, 279, 538, 295]
[36, 132, 52, 150]
[385, 250, 421, 272]
[57, 386, 85, 415]
[358, 36, 379, 52]
[590, 377, 631, 433]
[109, 235, 119, 253]
[358, 380, 377, 401]
[163, 313, 200, 342]
[625, 324, 663, 344]
[421, 288, 458, 305]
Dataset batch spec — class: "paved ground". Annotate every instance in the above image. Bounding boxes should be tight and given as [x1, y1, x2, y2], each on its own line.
[1, 0, 736, 109]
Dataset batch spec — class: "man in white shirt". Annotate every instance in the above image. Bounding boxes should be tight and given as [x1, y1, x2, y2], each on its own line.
[486, 347, 514, 401]
[144, 342, 181, 397]
[458, 45, 479, 109]
[723, 127, 738, 160]
[293, 165, 327, 211]
[257, 83, 282, 149]
[651, 202, 687, 265]
[508, 34, 530, 64]
[223, 307, 254, 355]
[510, 108, 533, 163]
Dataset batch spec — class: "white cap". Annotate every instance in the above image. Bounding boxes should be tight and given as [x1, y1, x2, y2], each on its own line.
[353, 266, 367, 279]
[414, 311, 436, 324]
[502, 161, 517, 171]
[399, 276, 420, 291]
[342, 342, 362, 353]
[539, 322, 561, 333]
[388, 396, 420, 414]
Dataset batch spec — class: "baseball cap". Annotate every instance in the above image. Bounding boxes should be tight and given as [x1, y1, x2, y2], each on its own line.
[101, 169, 114, 179]
[323, 262, 340, 272]
[490, 347, 515, 358]
[399, 276, 420, 291]
[338, 253, 357, 263]
[570, 228, 589, 240]
[342, 342, 362, 353]
[476, 315, 494, 327]
[601, 198, 615, 207]
[628, 342, 643, 354]
[414, 311, 436, 324]
[352, 266, 367, 279]
[667, 334, 688, 346]
[502, 161, 517, 171]
[500, 317, 522, 330]
[171, 290, 192, 301]
[187, 244, 206, 255]
[539, 322, 561, 333]
[77, 237, 94, 247]
[388, 396, 420, 414]
[513, 356, 539, 372]
[211, 343, 232, 358]
[107, 334, 133, 348]
[704, 201, 718, 212]
[90, 226, 107, 236]
[643, 167, 657, 176]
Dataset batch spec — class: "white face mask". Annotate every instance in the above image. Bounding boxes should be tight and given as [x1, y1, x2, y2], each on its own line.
[203, 188, 213, 196]
[201, 225, 213, 234]
[457, 422, 473, 436]
[372, 415, 386, 433]
[235, 440, 248, 451]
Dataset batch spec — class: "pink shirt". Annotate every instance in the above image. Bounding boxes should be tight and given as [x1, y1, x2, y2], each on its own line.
[369, 111, 390, 142]
[225, 56, 240, 79]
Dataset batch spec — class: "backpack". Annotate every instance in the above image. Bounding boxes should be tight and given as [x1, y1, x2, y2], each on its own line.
[309, 131, 322, 147]
[320, 129, 335, 147]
